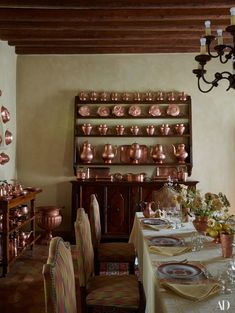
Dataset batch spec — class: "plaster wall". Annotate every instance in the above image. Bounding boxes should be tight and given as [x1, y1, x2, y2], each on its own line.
[16, 54, 235, 231]
[0, 41, 17, 181]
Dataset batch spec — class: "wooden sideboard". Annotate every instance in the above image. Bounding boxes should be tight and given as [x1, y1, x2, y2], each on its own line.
[70, 180, 198, 242]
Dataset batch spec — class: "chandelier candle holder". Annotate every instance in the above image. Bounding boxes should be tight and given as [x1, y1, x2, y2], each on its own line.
[193, 7, 235, 93]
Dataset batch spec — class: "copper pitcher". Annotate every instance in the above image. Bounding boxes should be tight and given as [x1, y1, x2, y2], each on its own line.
[102, 144, 117, 164]
[82, 123, 92, 135]
[151, 144, 166, 164]
[98, 124, 108, 135]
[140, 201, 155, 218]
[129, 143, 142, 164]
[175, 123, 185, 135]
[80, 141, 94, 163]
[160, 124, 170, 135]
[172, 144, 188, 163]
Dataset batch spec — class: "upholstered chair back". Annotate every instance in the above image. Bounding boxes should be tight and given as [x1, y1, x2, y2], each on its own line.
[74, 207, 94, 287]
[42, 237, 77, 313]
[152, 184, 180, 210]
[89, 194, 102, 248]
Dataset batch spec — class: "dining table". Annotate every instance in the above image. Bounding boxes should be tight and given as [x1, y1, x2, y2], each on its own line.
[129, 212, 235, 313]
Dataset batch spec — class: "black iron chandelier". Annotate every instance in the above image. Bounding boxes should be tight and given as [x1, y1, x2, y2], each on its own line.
[193, 7, 235, 93]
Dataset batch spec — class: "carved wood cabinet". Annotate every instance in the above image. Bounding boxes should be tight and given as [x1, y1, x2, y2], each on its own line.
[71, 180, 198, 241]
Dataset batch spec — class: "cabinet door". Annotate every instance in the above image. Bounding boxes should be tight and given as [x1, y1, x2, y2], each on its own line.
[105, 186, 129, 237]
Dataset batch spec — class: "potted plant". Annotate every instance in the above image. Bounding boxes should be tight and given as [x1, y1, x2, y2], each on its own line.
[175, 185, 230, 233]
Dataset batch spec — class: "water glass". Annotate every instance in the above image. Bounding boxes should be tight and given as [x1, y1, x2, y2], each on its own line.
[217, 269, 232, 294]
[191, 232, 204, 252]
[227, 259, 235, 284]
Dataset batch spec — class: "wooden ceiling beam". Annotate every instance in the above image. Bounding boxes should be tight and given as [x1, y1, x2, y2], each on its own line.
[0, 8, 231, 22]
[15, 45, 200, 54]
[0, 0, 234, 9]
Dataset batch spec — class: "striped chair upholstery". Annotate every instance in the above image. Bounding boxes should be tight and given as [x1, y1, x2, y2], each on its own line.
[74, 208, 145, 313]
[42, 237, 77, 313]
[89, 194, 136, 274]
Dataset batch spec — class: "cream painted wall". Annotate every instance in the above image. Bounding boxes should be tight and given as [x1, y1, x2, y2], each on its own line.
[16, 54, 235, 231]
[0, 41, 16, 181]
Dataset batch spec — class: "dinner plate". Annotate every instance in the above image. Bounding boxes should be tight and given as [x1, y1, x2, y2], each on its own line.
[148, 236, 184, 247]
[97, 106, 110, 117]
[142, 218, 169, 226]
[78, 105, 90, 116]
[158, 263, 202, 279]
[166, 104, 180, 116]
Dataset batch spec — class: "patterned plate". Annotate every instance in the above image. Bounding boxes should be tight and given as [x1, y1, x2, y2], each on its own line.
[149, 105, 161, 116]
[78, 105, 90, 116]
[142, 218, 169, 226]
[97, 106, 110, 116]
[166, 104, 180, 116]
[158, 263, 202, 280]
[148, 236, 184, 247]
[128, 105, 141, 116]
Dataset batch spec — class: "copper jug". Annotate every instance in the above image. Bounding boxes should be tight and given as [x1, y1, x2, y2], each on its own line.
[172, 144, 188, 163]
[80, 141, 94, 163]
[129, 143, 142, 164]
[82, 123, 92, 135]
[160, 124, 170, 135]
[140, 201, 155, 218]
[175, 123, 185, 135]
[151, 144, 166, 164]
[98, 124, 109, 135]
[102, 144, 117, 164]
[146, 125, 155, 136]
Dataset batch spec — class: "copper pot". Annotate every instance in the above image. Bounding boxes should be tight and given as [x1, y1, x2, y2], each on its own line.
[124, 173, 146, 182]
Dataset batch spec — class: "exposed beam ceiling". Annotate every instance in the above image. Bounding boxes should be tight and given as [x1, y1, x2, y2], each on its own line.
[0, 1, 233, 54]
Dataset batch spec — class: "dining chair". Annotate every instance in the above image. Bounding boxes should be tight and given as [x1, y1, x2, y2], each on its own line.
[74, 207, 145, 313]
[89, 193, 136, 274]
[42, 236, 78, 313]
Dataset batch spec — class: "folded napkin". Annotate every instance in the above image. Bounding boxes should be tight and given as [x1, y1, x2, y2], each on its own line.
[149, 245, 191, 256]
[142, 224, 172, 231]
[161, 281, 220, 301]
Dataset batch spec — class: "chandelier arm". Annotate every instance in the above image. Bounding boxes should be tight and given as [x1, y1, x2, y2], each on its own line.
[207, 43, 220, 59]
[197, 77, 215, 93]
[219, 54, 230, 64]
[200, 71, 217, 85]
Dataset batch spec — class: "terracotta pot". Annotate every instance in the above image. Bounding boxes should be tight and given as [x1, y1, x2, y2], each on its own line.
[192, 216, 208, 234]
[220, 233, 234, 258]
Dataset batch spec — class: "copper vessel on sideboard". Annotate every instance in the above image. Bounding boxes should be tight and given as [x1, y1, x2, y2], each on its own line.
[129, 143, 142, 164]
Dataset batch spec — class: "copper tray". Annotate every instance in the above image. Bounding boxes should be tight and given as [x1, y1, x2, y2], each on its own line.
[120, 145, 148, 164]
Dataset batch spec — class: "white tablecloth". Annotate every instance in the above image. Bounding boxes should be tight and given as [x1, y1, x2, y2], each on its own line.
[129, 213, 235, 313]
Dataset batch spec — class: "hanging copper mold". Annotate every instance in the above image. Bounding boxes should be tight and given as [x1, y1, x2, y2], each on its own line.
[0, 152, 10, 165]
[1, 106, 10, 123]
[5, 130, 13, 145]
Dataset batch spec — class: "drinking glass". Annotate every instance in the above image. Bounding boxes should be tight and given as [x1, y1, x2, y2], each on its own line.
[217, 269, 232, 294]
[191, 232, 204, 252]
[227, 259, 235, 284]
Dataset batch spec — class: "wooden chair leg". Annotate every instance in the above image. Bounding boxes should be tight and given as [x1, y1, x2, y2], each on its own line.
[129, 261, 135, 274]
